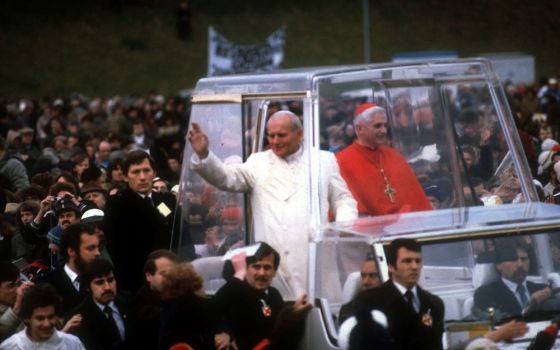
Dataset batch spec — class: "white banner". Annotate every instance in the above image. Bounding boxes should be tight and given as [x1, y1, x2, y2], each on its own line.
[207, 26, 286, 76]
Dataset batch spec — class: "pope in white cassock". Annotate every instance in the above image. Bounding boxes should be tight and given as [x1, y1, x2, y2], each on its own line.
[188, 111, 358, 297]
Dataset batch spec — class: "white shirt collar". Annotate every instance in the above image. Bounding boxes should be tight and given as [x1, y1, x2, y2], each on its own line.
[502, 276, 527, 294]
[284, 146, 303, 164]
[95, 299, 126, 340]
[95, 300, 116, 313]
[392, 280, 420, 312]
[64, 264, 79, 288]
[133, 134, 145, 143]
[392, 280, 418, 297]
[135, 191, 152, 199]
[18, 328, 64, 347]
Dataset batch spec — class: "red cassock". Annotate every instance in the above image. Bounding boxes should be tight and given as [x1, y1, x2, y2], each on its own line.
[336, 141, 432, 216]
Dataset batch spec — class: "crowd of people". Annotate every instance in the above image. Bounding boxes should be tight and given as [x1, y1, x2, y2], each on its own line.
[2, 72, 560, 349]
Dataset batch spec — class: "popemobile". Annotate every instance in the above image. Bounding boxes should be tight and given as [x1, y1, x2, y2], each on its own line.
[175, 59, 560, 349]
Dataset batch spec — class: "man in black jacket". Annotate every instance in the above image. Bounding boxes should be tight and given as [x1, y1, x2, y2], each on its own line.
[474, 242, 552, 317]
[353, 238, 445, 350]
[104, 150, 184, 293]
[212, 242, 311, 350]
[127, 249, 179, 350]
[39, 222, 100, 317]
[69, 258, 129, 350]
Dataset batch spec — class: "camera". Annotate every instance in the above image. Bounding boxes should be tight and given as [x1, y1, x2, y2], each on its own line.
[55, 194, 74, 202]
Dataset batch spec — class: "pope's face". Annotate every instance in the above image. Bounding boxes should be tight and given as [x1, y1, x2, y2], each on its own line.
[266, 115, 302, 158]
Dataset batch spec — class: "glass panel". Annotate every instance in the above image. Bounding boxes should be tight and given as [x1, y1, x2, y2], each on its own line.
[313, 228, 560, 339]
[441, 233, 559, 324]
[316, 62, 534, 218]
[176, 103, 248, 261]
[177, 98, 313, 298]
[444, 80, 522, 207]
[312, 237, 378, 325]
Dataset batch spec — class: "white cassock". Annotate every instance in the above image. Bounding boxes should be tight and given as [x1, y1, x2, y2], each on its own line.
[191, 147, 357, 298]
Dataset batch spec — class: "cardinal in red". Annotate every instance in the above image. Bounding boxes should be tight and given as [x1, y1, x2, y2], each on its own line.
[336, 103, 431, 215]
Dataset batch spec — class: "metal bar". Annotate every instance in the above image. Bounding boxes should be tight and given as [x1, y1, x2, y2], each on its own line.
[374, 224, 560, 245]
[191, 91, 311, 104]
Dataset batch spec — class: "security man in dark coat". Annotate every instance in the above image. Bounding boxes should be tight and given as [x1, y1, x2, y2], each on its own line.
[68, 258, 129, 350]
[474, 242, 552, 317]
[353, 238, 445, 350]
[212, 242, 312, 350]
[104, 150, 184, 293]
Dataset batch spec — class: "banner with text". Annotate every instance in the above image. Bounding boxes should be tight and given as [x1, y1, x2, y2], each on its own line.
[207, 26, 286, 76]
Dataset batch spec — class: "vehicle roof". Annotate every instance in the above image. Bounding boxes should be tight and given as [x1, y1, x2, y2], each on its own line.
[194, 58, 493, 95]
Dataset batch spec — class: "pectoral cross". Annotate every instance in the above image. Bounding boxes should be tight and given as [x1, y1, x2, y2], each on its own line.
[380, 168, 396, 204]
[384, 182, 396, 203]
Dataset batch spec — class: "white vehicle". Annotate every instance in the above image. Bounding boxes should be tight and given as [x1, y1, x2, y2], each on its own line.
[175, 59, 560, 349]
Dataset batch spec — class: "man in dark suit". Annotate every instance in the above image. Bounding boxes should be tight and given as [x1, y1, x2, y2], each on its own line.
[339, 252, 382, 324]
[105, 150, 185, 293]
[127, 249, 179, 350]
[212, 242, 312, 350]
[474, 242, 552, 317]
[69, 258, 129, 350]
[39, 222, 100, 317]
[353, 238, 445, 350]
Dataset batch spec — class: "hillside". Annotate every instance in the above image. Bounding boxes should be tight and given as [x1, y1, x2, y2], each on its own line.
[1, 0, 559, 98]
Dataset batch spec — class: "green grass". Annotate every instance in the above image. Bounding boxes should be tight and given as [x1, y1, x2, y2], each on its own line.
[1, 0, 559, 99]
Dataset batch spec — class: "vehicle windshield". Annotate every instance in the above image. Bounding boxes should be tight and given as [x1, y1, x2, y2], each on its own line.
[315, 61, 535, 211]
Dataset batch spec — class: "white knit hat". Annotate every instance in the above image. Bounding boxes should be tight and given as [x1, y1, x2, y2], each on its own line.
[541, 138, 559, 152]
[81, 208, 104, 223]
[538, 151, 554, 175]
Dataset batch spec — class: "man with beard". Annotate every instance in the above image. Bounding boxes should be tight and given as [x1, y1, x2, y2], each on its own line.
[80, 183, 107, 211]
[69, 259, 128, 350]
[46, 198, 82, 258]
[39, 223, 100, 317]
[474, 241, 552, 317]
[0, 284, 85, 350]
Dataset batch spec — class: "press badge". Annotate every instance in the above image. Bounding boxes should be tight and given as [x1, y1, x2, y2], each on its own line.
[157, 202, 172, 217]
